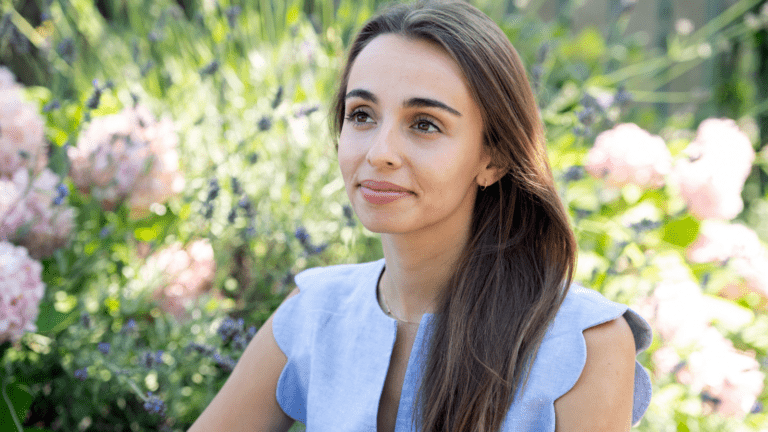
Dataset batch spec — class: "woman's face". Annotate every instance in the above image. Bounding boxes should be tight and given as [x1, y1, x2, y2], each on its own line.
[338, 34, 492, 236]
[338, 34, 490, 233]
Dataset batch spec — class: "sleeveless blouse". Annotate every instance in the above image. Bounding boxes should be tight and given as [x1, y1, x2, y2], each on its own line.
[272, 259, 652, 431]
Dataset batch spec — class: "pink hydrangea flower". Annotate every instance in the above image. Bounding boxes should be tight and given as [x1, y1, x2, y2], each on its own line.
[634, 278, 710, 347]
[585, 123, 672, 188]
[69, 105, 185, 219]
[143, 239, 217, 322]
[0, 67, 47, 177]
[0, 241, 45, 344]
[676, 327, 764, 418]
[688, 221, 768, 301]
[673, 118, 755, 220]
[651, 345, 682, 377]
[0, 168, 75, 259]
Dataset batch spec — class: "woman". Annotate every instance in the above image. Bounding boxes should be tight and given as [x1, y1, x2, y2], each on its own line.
[189, 1, 652, 431]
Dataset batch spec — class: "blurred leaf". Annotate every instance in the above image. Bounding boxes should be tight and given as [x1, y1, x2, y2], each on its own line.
[134, 226, 159, 242]
[47, 143, 71, 178]
[0, 382, 32, 430]
[662, 214, 700, 247]
[559, 27, 606, 62]
[35, 301, 79, 335]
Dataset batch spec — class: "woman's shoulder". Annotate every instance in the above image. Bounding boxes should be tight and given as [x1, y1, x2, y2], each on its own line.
[292, 258, 384, 295]
[548, 285, 652, 352]
[507, 284, 652, 429]
[271, 259, 384, 351]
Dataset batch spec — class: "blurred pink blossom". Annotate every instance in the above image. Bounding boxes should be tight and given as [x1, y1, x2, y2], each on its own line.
[144, 239, 217, 322]
[673, 118, 755, 220]
[0, 241, 45, 344]
[585, 123, 672, 188]
[676, 327, 764, 418]
[651, 345, 682, 377]
[0, 67, 47, 177]
[0, 168, 75, 259]
[634, 278, 709, 347]
[688, 221, 768, 301]
[69, 105, 185, 219]
[636, 253, 765, 418]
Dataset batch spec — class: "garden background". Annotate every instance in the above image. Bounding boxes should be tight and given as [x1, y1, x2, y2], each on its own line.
[1, 0, 768, 430]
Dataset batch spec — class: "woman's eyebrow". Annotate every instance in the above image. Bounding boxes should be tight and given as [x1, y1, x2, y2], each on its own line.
[345, 90, 462, 117]
[404, 97, 462, 117]
[345, 89, 377, 103]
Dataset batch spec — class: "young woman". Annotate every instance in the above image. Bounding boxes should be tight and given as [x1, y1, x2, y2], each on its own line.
[189, 1, 652, 431]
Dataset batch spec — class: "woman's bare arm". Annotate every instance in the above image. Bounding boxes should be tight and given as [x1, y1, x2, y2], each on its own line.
[554, 316, 637, 432]
[188, 287, 301, 432]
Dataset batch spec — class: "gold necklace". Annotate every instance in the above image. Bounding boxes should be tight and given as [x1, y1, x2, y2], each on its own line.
[379, 274, 420, 325]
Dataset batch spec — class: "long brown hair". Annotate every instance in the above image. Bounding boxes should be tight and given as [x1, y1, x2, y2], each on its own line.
[331, 1, 577, 431]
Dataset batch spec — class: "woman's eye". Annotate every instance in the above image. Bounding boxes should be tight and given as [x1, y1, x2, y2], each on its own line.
[346, 111, 373, 124]
[413, 118, 440, 133]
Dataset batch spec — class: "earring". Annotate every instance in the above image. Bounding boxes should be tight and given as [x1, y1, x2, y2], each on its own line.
[481, 180, 487, 191]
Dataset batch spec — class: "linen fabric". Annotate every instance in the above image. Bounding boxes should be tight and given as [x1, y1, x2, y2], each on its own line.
[272, 259, 652, 431]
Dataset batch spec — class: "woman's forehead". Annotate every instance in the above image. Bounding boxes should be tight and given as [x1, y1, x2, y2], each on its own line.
[346, 34, 475, 110]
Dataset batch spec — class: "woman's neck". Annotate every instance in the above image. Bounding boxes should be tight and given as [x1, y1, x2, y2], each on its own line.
[379, 217, 471, 323]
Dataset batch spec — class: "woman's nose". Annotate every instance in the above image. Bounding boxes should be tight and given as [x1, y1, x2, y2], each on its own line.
[365, 121, 402, 169]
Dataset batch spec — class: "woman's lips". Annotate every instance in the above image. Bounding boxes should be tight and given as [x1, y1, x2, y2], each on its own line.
[359, 180, 412, 204]
[360, 187, 411, 204]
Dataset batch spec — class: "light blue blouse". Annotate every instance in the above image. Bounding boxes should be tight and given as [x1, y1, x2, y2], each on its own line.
[272, 259, 652, 431]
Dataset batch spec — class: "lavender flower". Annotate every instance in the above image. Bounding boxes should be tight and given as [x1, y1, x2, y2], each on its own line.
[74, 368, 88, 381]
[43, 100, 60, 112]
[121, 318, 136, 333]
[186, 342, 216, 356]
[140, 61, 154, 77]
[53, 183, 69, 205]
[199, 60, 219, 76]
[140, 350, 164, 368]
[295, 105, 319, 117]
[752, 402, 763, 414]
[614, 85, 632, 107]
[86, 80, 102, 110]
[295, 227, 327, 256]
[206, 178, 219, 202]
[628, 219, 661, 233]
[258, 116, 272, 132]
[98, 342, 110, 355]
[225, 6, 241, 28]
[562, 166, 584, 182]
[212, 352, 236, 372]
[230, 177, 241, 195]
[232, 334, 247, 351]
[99, 226, 112, 239]
[343, 205, 356, 227]
[272, 86, 283, 109]
[217, 317, 244, 343]
[143, 392, 166, 416]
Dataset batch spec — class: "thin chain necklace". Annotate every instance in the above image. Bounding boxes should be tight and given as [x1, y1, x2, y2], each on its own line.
[379, 272, 420, 325]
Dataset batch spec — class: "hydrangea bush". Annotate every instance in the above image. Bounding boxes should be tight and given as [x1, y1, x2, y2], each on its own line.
[69, 104, 185, 219]
[0, 242, 45, 344]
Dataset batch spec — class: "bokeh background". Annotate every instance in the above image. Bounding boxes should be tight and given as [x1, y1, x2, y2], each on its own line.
[1, 0, 768, 430]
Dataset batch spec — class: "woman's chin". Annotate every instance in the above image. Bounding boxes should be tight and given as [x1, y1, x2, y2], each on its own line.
[355, 215, 413, 235]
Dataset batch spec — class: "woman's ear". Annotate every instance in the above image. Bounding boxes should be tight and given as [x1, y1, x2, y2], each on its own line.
[476, 149, 507, 188]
